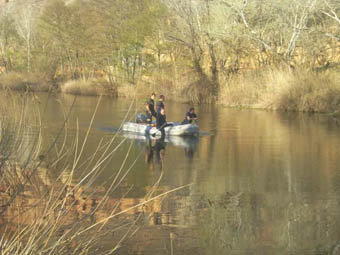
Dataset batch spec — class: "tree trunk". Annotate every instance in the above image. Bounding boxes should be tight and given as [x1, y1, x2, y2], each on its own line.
[208, 42, 219, 96]
[191, 47, 205, 80]
[27, 43, 30, 73]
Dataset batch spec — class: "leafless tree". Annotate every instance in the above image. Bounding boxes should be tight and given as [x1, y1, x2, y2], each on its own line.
[284, 0, 317, 60]
[14, 2, 38, 72]
[220, 0, 320, 66]
[162, 0, 222, 95]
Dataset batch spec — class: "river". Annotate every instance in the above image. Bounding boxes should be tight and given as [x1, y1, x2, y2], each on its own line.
[3, 93, 340, 255]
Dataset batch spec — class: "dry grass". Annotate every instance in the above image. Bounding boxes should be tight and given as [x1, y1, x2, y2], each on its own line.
[116, 79, 181, 101]
[61, 78, 117, 97]
[116, 82, 142, 98]
[0, 72, 52, 92]
[220, 68, 340, 113]
[116, 74, 212, 103]
[116, 81, 160, 100]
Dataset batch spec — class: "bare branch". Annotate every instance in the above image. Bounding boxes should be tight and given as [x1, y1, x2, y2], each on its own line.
[221, 0, 272, 51]
[285, 0, 317, 59]
[325, 32, 340, 41]
[322, 0, 340, 25]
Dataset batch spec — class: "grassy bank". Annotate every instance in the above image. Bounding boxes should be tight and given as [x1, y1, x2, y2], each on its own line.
[2, 68, 340, 114]
[220, 68, 340, 113]
[56, 68, 340, 113]
[60, 77, 199, 103]
[60, 78, 117, 96]
[0, 72, 52, 92]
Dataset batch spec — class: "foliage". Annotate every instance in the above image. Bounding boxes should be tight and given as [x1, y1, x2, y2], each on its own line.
[0, 0, 339, 105]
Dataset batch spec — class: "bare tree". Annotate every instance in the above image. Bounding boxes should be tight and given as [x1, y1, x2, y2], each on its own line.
[284, 0, 317, 60]
[220, 0, 319, 66]
[162, 0, 222, 96]
[14, 2, 37, 72]
[220, 0, 272, 52]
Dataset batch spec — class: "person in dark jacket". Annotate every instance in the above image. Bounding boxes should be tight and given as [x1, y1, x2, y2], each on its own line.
[181, 107, 197, 124]
[156, 107, 167, 128]
[154, 108, 172, 138]
[148, 92, 156, 117]
[156, 95, 165, 113]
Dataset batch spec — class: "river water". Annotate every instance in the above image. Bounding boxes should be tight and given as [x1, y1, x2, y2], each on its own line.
[5, 93, 340, 254]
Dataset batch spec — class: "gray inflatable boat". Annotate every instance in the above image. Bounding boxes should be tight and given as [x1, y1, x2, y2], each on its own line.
[122, 122, 199, 136]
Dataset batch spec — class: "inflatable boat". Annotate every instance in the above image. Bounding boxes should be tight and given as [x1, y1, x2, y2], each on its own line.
[122, 132, 199, 149]
[122, 122, 199, 136]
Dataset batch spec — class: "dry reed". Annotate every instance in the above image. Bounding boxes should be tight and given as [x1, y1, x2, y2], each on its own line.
[220, 68, 340, 113]
[61, 78, 117, 97]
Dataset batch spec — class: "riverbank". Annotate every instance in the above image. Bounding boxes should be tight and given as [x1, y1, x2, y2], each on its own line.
[0, 72, 191, 102]
[0, 72, 52, 92]
[0, 68, 339, 113]
[220, 67, 340, 113]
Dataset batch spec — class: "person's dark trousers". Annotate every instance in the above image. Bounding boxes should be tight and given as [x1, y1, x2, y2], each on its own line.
[158, 123, 173, 138]
[151, 110, 157, 118]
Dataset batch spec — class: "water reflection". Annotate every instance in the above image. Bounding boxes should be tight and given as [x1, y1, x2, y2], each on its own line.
[143, 138, 166, 170]
[121, 132, 199, 150]
[0, 165, 194, 251]
[2, 94, 340, 254]
[122, 132, 199, 169]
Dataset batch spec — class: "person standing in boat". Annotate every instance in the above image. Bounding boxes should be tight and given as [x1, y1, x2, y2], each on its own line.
[154, 94, 166, 135]
[154, 108, 172, 138]
[181, 107, 197, 124]
[147, 92, 157, 118]
[156, 95, 165, 113]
